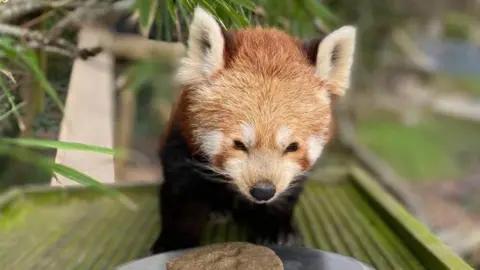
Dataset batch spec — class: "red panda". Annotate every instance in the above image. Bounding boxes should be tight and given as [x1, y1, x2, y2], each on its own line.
[151, 7, 357, 254]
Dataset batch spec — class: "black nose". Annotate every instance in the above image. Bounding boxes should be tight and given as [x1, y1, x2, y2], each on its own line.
[250, 180, 276, 201]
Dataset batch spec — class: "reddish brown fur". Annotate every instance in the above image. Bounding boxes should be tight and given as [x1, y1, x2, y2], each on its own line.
[165, 27, 333, 169]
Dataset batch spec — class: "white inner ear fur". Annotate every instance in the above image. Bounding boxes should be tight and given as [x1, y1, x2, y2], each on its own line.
[176, 7, 225, 86]
[307, 136, 324, 164]
[316, 26, 356, 96]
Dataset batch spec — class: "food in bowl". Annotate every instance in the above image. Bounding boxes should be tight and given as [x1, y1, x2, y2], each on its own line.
[166, 242, 284, 270]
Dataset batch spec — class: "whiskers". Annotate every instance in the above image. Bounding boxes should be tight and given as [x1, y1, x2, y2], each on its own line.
[186, 159, 232, 184]
[269, 175, 307, 210]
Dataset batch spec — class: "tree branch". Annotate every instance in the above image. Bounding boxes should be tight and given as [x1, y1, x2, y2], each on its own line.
[81, 27, 186, 62]
[0, 23, 104, 59]
[0, 23, 77, 51]
[0, 0, 83, 23]
[43, 0, 104, 44]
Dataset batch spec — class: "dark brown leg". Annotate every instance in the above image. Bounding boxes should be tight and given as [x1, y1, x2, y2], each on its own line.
[150, 181, 211, 254]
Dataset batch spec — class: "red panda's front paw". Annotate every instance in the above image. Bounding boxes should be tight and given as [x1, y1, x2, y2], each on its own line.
[281, 232, 304, 247]
[277, 229, 305, 247]
[256, 228, 304, 248]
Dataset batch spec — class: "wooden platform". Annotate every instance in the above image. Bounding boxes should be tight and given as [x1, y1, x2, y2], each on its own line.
[0, 166, 472, 270]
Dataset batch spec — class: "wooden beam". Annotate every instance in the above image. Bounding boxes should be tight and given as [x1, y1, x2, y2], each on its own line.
[114, 74, 136, 182]
[51, 26, 115, 186]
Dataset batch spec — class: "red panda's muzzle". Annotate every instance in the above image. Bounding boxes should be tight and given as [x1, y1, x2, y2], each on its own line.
[249, 180, 276, 202]
[222, 151, 304, 203]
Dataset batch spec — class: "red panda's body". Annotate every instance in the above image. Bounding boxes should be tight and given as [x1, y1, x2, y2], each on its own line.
[151, 8, 357, 254]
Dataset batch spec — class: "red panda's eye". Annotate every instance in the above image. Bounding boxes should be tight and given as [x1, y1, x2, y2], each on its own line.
[233, 140, 248, 152]
[285, 142, 299, 153]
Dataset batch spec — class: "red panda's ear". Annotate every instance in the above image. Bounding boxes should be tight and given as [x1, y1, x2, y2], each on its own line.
[176, 7, 226, 86]
[302, 38, 323, 66]
[314, 26, 356, 96]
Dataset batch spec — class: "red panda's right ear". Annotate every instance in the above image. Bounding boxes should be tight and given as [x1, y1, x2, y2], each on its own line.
[302, 26, 356, 96]
[315, 26, 356, 96]
[176, 7, 226, 86]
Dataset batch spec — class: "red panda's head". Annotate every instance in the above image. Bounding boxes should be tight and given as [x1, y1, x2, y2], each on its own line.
[175, 7, 356, 203]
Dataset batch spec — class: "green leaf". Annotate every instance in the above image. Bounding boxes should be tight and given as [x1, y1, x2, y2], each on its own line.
[127, 60, 159, 93]
[0, 38, 19, 60]
[213, 0, 250, 28]
[135, 0, 159, 37]
[51, 163, 137, 210]
[0, 101, 25, 122]
[198, 1, 224, 27]
[0, 138, 125, 157]
[228, 0, 256, 11]
[177, 0, 193, 11]
[163, 1, 173, 42]
[0, 40, 64, 113]
[0, 144, 53, 172]
[302, 0, 339, 25]
[19, 48, 64, 113]
[0, 144, 136, 210]
[0, 36, 16, 48]
[177, 0, 192, 26]
[0, 74, 23, 129]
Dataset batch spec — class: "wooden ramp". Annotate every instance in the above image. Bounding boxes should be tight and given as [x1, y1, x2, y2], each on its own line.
[0, 166, 472, 269]
[51, 26, 116, 186]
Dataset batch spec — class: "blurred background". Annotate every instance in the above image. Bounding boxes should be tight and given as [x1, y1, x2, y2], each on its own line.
[1, 0, 480, 268]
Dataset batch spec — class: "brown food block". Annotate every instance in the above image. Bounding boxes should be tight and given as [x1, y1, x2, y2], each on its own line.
[166, 242, 284, 270]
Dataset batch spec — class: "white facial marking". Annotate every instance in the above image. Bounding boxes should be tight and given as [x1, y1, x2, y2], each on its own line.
[240, 123, 256, 147]
[276, 126, 293, 148]
[307, 136, 324, 164]
[275, 161, 303, 194]
[223, 154, 303, 202]
[224, 157, 250, 196]
[198, 130, 224, 157]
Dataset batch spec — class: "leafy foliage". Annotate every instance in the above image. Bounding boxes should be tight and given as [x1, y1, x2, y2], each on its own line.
[134, 0, 339, 43]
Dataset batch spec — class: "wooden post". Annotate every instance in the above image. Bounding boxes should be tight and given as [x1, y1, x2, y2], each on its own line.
[51, 26, 115, 186]
[114, 73, 136, 182]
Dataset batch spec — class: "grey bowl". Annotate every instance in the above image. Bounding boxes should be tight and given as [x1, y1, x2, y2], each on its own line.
[116, 245, 375, 270]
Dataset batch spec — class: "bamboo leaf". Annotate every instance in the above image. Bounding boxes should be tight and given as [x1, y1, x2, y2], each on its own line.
[213, 0, 250, 28]
[0, 101, 25, 122]
[302, 0, 339, 25]
[0, 74, 24, 130]
[177, 1, 192, 26]
[0, 39, 64, 113]
[198, 1, 225, 27]
[0, 138, 125, 157]
[0, 144, 136, 210]
[136, 0, 159, 37]
[19, 49, 64, 113]
[0, 38, 20, 61]
[228, 0, 256, 11]
[51, 163, 137, 210]
[128, 60, 159, 93]
[0, 144, 53, 172]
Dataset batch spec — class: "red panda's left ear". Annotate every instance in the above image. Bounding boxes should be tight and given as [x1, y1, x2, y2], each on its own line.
[308, 26, 357, 96]
[176, 7, 226, 86]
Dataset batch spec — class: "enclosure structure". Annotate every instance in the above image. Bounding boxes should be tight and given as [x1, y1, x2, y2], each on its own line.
[0, 14, 474, 270]
[0, 165, 473, 269]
